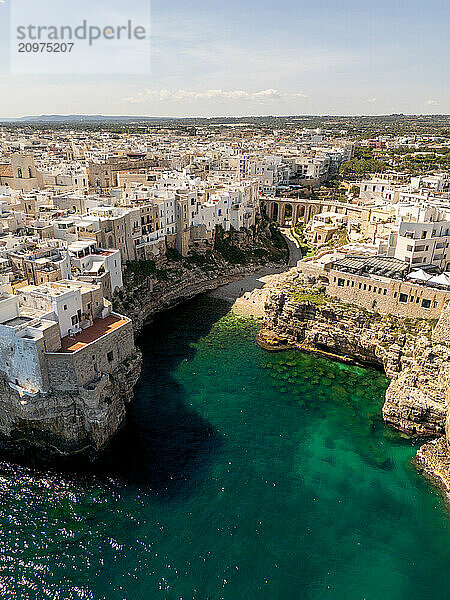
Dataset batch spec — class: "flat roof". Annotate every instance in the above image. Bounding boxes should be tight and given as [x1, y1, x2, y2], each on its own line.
[332, 255, 409, 279]
[57, 314, 128, 353]
[2, 316, 32, 327]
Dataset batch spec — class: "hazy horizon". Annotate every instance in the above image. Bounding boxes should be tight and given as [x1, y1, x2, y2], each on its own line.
[1, 112, 449, 122]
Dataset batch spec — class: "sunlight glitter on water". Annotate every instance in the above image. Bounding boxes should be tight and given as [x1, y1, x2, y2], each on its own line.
[0, 297, 448, 600]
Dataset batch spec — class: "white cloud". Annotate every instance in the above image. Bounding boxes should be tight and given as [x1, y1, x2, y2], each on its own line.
[425, 99, 439, 106]
[366, 98, 378, 103]
[123, 88, 308, 105]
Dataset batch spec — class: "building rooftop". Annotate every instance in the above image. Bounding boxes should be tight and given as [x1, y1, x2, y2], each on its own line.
[58, 313, 128, 353]
[2, 316, 32, 328]
[332, 255, 410, 279]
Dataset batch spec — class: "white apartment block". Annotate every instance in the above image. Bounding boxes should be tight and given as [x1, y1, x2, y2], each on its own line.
[388, 221, 450, 271]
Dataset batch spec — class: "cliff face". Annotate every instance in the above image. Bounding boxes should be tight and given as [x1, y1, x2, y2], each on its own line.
[262, 290, 449, 437]
[0, 224, 287, 460]
[258, 271, 450, 497]
[119, 262, 261, 334]
[0, 352, 142, 457]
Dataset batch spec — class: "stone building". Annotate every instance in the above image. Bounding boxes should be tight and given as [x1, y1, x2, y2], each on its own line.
[0, 280, 135, 396]
[327, 255, 450, 319]
[88, 157, 157, 190]
[0, 154, 45, 192]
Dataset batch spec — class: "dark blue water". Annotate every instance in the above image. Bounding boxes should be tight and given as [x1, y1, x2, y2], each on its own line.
[0, 296, 448, 600]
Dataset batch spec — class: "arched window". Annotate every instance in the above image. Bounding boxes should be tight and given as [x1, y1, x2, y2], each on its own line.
[17, 168, 22, 178]
[28, 167, 33, 178]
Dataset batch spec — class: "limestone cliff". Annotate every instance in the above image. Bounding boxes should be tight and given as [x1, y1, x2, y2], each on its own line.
[0, 352, 142, 457]
[257, 269, 450, 497]
[0, 223, 287, 460]
[115, 224, 288, 334]
[262, 289, 447, 435]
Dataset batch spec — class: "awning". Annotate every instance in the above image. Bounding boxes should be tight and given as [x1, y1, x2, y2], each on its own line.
[407, 269, 432, 282]
[428, 273, 450, 287]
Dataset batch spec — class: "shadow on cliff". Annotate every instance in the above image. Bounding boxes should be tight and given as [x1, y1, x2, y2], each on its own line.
[0, 295, 231, 500]
[88, 294, 232, 499]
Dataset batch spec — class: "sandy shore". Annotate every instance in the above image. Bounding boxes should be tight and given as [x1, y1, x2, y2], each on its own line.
[209, 265, 291, 317]
[209, 230, 301, 317]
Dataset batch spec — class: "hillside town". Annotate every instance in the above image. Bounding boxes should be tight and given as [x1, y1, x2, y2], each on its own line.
[0, 121, 449, 401]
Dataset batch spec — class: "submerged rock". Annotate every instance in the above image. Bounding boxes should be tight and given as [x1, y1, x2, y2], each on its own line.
[258, 268, 450, 498]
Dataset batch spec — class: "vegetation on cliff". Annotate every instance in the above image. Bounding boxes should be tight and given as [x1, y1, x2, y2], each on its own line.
[115, 220, 288, 323]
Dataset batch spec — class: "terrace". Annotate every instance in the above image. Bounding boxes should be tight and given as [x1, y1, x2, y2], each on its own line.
[57, 313, 129, 353]
[332, 255, 410, 279]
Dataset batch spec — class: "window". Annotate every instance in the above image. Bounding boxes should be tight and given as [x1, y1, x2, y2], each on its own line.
[337, 278, 345, 287]
[71, 315, 78, 325]
[107, 351, 114, 362]
[383, 289, 387, 295]
[421, 299, 431, 309]
[63, 304, 67, 310]
[399, 293, 408, 303]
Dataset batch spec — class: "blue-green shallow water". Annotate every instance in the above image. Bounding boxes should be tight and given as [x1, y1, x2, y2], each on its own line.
[0, 296, 449, 600]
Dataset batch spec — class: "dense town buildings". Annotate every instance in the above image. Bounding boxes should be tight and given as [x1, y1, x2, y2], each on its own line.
[0, 121, 449, 403]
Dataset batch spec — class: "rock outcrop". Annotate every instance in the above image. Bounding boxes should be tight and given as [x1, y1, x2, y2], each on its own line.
[0, 352, 142, 457]
[257, 269, 450, 497]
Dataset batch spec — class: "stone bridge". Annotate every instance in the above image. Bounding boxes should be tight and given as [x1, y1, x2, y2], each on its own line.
[260, 197, 360, 226]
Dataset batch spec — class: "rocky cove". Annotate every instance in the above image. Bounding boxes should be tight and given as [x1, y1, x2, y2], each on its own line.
[114, 223, 289, 334]
[0, 223, 289, 459]
[252, 267, 450, 499]
[1, 216, 450, 503]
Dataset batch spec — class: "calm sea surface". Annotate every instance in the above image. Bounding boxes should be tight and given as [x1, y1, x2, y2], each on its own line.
[0, 296, 449, 600]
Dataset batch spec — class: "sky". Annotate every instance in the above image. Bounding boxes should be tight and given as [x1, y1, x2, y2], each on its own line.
[0, 0, 448, 118]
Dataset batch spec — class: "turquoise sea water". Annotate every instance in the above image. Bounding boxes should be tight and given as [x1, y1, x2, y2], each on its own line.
[0, 296, 449, 600]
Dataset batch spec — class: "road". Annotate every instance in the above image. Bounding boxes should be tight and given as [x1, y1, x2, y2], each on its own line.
[280, 228, 303, 266]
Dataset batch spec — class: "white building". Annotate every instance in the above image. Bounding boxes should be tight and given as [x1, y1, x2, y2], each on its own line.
[388, 220, 450, 271]
[68, 240, 123, 296]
